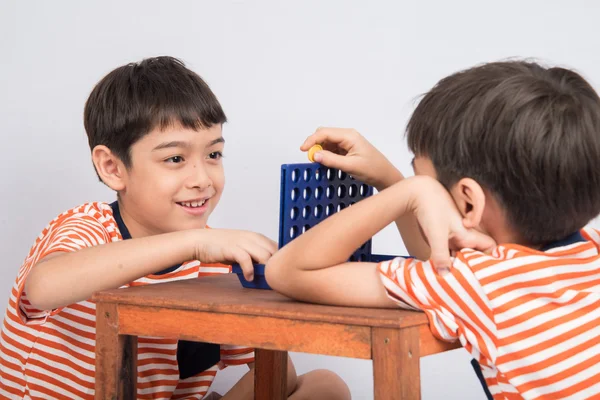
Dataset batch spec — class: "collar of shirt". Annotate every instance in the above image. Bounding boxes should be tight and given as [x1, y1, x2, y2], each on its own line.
[109, 201, 180, 275]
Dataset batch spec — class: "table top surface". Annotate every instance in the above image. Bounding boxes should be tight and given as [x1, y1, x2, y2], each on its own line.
[93, 274, 428, 329]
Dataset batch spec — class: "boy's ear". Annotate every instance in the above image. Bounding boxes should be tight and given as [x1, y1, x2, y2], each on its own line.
[449, 178, 485, 229]
[92, 145, 127, 191]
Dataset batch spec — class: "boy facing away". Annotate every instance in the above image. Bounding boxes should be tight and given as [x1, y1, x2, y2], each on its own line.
[0, 57, 350, 400]
[266, 61, 600, 399]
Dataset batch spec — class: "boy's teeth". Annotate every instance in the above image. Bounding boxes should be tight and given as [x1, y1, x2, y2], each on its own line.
[181, 200, 206, 208]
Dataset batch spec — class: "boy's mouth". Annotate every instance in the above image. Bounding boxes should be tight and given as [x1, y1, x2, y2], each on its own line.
[177, 199, 207, 208]
[176, 198, 210, 216]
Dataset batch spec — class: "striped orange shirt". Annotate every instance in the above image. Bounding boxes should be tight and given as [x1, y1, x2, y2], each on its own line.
[378, 228, 600, 400]
[0, 202, 253, 400]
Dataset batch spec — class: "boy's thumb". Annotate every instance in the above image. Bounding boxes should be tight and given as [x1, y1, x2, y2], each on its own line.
[428, 243, 452, 274]
[420, 223, 452, 273]
[313, 150, 349, 171]
[458, 229, 497, 255]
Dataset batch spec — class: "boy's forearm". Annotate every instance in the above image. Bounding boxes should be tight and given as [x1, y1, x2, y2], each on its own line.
[373, 166, 404, 193]
[269, 178, 417, 272]
[376, 169, 431, 261]
[394, 214, 431, 260]
[25, 230, 199, 311]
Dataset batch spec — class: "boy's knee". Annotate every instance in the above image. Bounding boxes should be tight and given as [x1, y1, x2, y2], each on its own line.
[298, 369, 351, 400]
[286, 357, 298, 394]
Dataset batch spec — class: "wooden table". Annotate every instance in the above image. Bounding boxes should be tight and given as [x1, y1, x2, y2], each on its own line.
[93, 274, 458, 400]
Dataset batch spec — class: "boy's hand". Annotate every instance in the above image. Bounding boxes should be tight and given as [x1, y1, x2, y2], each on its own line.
[301, 127, 402, 191]
[193, 230, 277, 281]
[407, 177, 497, 272]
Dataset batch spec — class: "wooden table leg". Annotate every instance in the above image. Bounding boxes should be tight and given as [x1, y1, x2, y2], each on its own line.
[95, 303, 137, 400]
[254, 348, 288, 400]
[372, 326, 420, 400]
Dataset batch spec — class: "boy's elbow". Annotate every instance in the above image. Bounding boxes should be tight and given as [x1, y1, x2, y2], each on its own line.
[266, 254, 311, 303]
[265, 251, 301, 296]
[24, 257, 64, 311]
[24, 273, 51, 311]
[265, 255, 286, 292]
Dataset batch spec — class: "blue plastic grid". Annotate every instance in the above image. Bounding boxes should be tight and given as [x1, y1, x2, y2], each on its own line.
[278, 163, 374, 260]
[232, 163, 399, 289]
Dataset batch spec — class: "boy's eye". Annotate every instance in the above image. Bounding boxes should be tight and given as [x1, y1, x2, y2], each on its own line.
[166, 156, 184, 163]
[209, 151, 223, 160]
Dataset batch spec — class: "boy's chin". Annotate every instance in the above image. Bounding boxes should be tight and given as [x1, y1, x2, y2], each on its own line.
[170, 217, 211, 231]
[181, 220, 210, 230]
[187, 215, 213, 229]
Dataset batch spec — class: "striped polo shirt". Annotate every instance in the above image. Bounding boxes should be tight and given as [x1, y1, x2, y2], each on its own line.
[0, 202, 253, 399]
[378, 228, 600, 399]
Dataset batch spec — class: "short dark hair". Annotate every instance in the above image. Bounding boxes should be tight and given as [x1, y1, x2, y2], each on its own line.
[407, 61, 600, 245]
[84, 56, 226, 171]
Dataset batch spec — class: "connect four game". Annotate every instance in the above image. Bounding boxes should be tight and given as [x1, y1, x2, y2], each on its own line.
[279, 163, 374, 259]
[232, 162, 398, 289]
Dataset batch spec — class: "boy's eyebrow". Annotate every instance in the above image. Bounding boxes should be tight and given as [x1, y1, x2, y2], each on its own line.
[152, 141, 190, 151]
[152, 137, 225, 151]
[208, 137, 225, 147]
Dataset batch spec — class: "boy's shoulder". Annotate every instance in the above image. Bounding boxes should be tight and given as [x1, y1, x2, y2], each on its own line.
[42, 201, 116, 234]
[454, 227, 600, 271]
[9, 202, 120, 285]
[55, 201, 113, 219]
[26, 202, 119, 259]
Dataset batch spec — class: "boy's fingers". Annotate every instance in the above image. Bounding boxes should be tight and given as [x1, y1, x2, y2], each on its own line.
[300, 135, 319, 151]
[300, 128, 350, 151]
[234, 249, 254, 281]
[252, 235, 278, 255]
[458, 230, 497, 254]
[421, 224, 451, 271]
[249, 244, 273, 264]
[267, 239, 278, 254]
[312, 149, 352, 171]
[430, 248, 451, 272]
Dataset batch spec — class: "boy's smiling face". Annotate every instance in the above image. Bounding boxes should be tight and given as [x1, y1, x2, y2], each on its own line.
[115, 123, 225, 238]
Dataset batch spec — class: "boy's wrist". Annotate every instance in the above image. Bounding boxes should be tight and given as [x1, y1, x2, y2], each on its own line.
[374, 165, 404, 192]
[388, 175, 434, 212]
[145, 229, 207, 272]
[185, 229, 208, 262]
[407, 176, 449, 218]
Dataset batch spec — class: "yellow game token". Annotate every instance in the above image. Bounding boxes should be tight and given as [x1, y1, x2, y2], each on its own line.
[308, 144, 323, 162]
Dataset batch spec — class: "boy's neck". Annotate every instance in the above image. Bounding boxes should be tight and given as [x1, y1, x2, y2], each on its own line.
[115, 198, 153, 239]
[480, 199, 539, 248]
[494, 230, 540, 249]
[483, 216, 583, 250]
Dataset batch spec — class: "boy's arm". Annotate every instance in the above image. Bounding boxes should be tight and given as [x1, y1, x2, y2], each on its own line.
[375, 168, 433, 262]
[25, 228, 276, 312]
[25, 230, 198, 311]
[300, 127, 432, 261]
[266, 177, 429, 307]
[266, 175, 495, 307]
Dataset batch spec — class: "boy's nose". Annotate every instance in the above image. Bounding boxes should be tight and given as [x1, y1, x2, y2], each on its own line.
[186, 164, 212, 190]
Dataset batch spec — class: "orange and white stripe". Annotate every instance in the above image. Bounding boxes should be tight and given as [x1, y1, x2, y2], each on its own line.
[0, 202, 253, 400]
[378, 228, 600, 400]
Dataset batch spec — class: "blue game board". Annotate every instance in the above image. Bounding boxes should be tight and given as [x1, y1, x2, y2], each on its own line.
[232, 163, 399, 289]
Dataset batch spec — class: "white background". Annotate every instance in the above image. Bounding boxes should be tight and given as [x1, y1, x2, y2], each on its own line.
[2, 1, 600, 398]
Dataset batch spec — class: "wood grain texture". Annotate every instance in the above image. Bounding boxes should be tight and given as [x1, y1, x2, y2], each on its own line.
[373, 327, 420, 400]
[95, 303, 137, 400]
[94, 273, 459, 400]
[118, 305, 372, 359]
[255, 349, 288, 400]
[93, 274, 427, 329]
